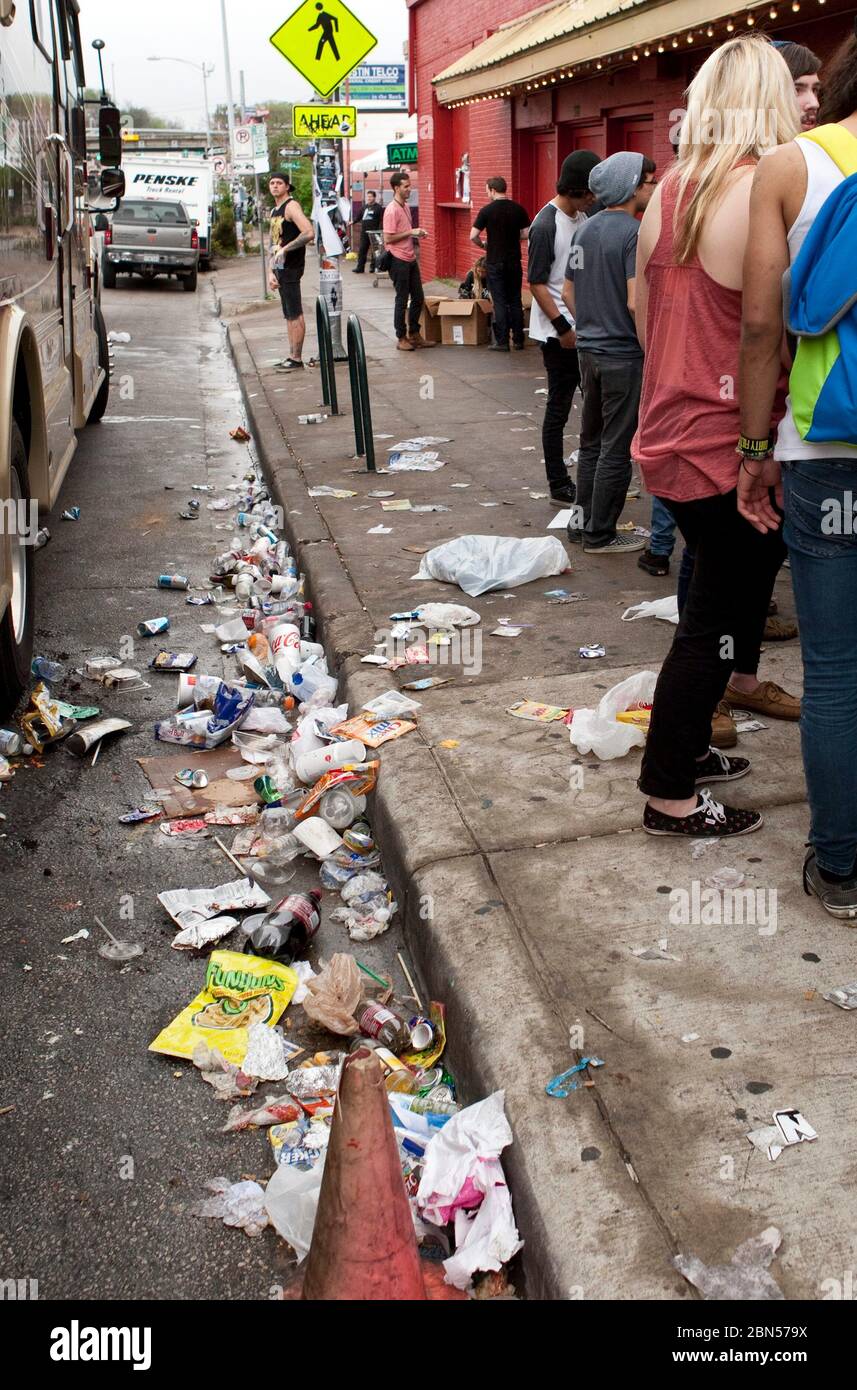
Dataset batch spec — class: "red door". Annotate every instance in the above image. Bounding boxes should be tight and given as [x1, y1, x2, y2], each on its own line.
[617, 117, 654, 161]
[533, 131, 558, 213]
[558, 122, 607, 164]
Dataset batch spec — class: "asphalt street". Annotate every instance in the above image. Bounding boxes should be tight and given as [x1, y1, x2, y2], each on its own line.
[0, 272, 408, 1300]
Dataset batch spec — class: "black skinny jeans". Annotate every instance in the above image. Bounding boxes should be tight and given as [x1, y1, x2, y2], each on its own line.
[486, 262, 525, 345]
[540, 338, 581, 488]
[388, 257, 424, 339]
[639, 488, 786, 800]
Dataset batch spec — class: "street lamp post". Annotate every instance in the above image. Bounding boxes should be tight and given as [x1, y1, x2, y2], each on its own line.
[147, 56, 215, 153]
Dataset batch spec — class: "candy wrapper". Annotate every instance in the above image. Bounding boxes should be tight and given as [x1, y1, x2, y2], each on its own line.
[294, 762, 380, 821]
[331, 715, 416, 748]
[149, 949, 298, 1064]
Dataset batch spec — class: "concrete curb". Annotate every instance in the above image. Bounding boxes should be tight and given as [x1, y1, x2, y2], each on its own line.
[224, 312, 686, 1302]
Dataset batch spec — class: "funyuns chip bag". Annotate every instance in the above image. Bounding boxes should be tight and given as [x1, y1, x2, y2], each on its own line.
[149, 950, 299, 1064]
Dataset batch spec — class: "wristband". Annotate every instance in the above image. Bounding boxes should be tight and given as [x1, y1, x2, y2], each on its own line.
[737, 433, 773, 458]
[552, 314, 574, 337]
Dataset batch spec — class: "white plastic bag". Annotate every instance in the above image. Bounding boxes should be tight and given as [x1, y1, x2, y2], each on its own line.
[621, 596, 679, 624]
[568, 670, 658, 760]
[264, 1152, 327, 1262]
[414, 535, 569, 597]
[415, 603, 481, 629]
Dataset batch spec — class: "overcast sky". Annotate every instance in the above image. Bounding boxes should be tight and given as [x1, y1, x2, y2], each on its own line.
[78, 0, 408, 126]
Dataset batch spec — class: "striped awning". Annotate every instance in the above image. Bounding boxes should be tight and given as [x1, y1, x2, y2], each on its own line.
[433, 0, 744, 103]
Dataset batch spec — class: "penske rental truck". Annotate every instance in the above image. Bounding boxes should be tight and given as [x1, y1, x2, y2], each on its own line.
[0, 0, 124, 713]
[118, 153, 215, 269]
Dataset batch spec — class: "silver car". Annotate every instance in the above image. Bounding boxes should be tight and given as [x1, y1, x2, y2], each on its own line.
[103, 198, 199, 291]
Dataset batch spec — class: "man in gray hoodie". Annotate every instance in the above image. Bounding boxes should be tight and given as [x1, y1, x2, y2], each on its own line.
[562, 151, 656, 553]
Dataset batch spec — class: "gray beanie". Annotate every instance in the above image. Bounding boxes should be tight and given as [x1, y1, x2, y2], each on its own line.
[589, 151, 644, 206]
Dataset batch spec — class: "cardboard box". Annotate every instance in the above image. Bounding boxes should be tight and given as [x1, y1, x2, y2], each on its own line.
[437, 298, 493, 346]
[419, 295, 450, 345]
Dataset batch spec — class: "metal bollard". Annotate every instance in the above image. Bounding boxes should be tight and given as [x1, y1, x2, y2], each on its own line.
[315, 296, 339, 416]
[347, 313, 375, 473]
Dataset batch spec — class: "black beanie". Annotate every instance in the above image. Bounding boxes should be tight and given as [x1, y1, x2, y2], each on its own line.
[557, 150, 601, 196]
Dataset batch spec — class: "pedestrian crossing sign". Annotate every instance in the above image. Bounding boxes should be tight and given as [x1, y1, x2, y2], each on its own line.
[270, 0, 378, 99]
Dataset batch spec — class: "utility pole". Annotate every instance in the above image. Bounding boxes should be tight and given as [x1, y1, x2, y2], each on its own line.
[219, 0, 237, 166]
[202, 63, 213, 155]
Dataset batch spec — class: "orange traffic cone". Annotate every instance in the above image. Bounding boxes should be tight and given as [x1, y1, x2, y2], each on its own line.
[301, 1047, 428, 1300]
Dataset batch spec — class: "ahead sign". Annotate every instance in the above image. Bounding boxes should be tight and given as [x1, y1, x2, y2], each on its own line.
[293, 105, 357, 139]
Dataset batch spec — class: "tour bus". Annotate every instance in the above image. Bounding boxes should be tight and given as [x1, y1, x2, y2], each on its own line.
[0, 0, 123, 714]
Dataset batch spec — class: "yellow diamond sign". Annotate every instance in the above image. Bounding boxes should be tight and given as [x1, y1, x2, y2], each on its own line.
[270, 0, 377, 100]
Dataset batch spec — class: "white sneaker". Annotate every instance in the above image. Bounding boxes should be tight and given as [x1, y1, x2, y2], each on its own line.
[583, 534, 645, 554]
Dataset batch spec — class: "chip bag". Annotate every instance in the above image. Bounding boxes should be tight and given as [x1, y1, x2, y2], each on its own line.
[149, 949, 298, 1064]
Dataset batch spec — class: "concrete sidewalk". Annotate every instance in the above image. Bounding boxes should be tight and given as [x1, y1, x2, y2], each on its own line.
[213, 253, 854, 1303]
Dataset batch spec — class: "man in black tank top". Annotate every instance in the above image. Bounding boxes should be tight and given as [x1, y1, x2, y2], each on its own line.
[268, 173, 314, 370]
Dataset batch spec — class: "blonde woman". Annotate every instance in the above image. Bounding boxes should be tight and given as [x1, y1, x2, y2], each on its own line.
[633, 34, 800, 838]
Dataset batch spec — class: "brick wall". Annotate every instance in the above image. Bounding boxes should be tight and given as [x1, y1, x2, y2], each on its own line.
[408, 0, 855, 282]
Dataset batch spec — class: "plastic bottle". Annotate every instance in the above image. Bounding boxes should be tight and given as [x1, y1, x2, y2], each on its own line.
[289, 664, 338, 706]
[408, 1093, 461, 1117]
[319, 786, 367, 830]
[241, 890, 322, 963]
[357, 1001, 411, 1051]
[0, 728, 24, 756]
[293, 738, 366, 785]
[31, 657, 64, 683]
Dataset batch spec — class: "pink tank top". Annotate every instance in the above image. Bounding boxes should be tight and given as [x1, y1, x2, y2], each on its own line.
[633, 173, 754, 501]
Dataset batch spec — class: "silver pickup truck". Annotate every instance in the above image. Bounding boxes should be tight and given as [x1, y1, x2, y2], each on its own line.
[102, 198, 199, 291]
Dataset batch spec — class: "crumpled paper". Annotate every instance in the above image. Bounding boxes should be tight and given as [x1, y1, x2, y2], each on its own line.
[194, 1177, 269, 1237]
[443, 1162, 523, 1291]
[674, 1227, 784, 1300]
[242, 1023, 293, 1081]
[417, 1090, 522, 1290]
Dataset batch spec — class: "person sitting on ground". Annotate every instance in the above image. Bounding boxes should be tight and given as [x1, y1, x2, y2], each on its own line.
[458, 257, 490, 300]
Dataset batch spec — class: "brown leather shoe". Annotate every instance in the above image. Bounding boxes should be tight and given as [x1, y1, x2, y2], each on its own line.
[407, 333, 434, 349]
[763, 615, 798, 641]
[725, 679, 800, 721]
[710, 700, 738, 749]
[396, 338, 416, 351]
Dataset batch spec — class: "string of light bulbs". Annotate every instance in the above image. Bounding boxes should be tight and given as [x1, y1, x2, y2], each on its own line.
[445, 0, 826, 107]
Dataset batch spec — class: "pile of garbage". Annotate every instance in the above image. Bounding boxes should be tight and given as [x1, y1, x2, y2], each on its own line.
[130, 435, 521, 1295]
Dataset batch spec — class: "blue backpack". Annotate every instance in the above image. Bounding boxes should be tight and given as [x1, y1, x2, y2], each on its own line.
[787, 124, 857, 447]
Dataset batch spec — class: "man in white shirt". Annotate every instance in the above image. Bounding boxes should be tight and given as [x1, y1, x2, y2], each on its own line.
[527, 150, 600, 502]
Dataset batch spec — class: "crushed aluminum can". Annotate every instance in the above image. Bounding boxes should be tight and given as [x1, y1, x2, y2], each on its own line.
[119, 807, 162, 824]
[186, 594, 215, 606]
[34, 527, 51, 549]
[175, 768, 209, 790]
[61, 507, 80, 521]
[157, 574, 189, 590]
[137, 617, 170, 637]
[179, 511, 199, 521]
[579, 643, 606, 659]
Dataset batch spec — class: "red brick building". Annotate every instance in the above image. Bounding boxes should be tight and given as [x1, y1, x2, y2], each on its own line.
[406, 0, 854, 281]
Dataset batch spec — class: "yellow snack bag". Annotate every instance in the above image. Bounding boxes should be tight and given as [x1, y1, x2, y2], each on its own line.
[149, 949, 299, 1064]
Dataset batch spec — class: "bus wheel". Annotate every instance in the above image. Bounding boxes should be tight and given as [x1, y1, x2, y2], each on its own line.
[0, 422, 35, 717]
[88, 304, 110, 423]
